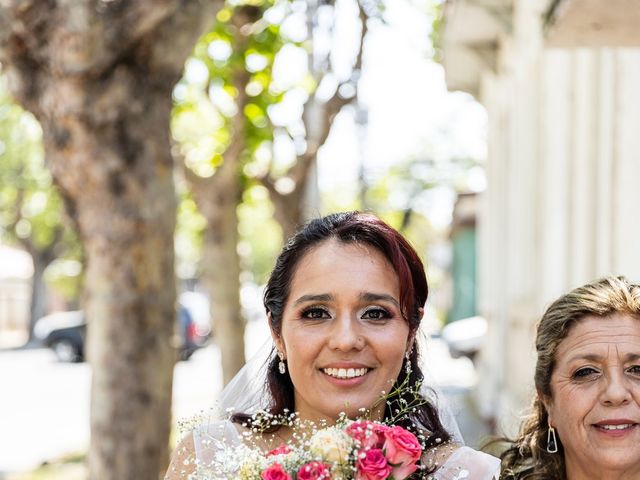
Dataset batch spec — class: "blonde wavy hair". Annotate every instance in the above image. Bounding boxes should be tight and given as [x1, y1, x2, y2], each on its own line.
[500, 276, 640, 480]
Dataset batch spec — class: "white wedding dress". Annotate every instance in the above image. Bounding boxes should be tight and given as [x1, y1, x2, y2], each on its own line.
[189, 420, 500, 480]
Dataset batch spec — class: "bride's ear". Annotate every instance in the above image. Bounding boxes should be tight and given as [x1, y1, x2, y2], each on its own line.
[406, 307, 424, 351]
[406, 334, 416, 354]
[268, 311, 285, 354]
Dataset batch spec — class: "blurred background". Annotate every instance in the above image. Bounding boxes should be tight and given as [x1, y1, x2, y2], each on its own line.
[1, 0, 639, 478]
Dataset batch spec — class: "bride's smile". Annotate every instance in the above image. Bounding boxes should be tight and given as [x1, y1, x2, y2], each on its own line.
[321, 365, 370, 379]
[273, 238, 413, 423]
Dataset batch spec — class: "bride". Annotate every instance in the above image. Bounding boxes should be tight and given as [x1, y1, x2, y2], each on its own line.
[166, 211, 499, 479]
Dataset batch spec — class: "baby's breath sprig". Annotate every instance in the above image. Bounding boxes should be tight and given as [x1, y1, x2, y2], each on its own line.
[368, 374, 428, 425]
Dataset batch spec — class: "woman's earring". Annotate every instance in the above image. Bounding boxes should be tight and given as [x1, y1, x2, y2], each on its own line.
[547, 424, 558, 453]
[277, 351, 286, 375]
[404, 350, 411, 375]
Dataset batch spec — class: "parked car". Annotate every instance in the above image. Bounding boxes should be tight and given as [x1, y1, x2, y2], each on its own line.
[440, 315, 488, 361]
[34, 300, 210, 363]
[33, 310, 86, 363]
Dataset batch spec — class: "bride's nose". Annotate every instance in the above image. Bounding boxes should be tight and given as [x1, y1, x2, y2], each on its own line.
[327, 313, 365, 351]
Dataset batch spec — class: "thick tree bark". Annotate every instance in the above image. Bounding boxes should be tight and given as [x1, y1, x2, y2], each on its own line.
[0, 2, 219, 478]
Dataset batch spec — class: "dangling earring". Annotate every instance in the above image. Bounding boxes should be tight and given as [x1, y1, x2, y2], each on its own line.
[547, 424, 558, 453]
[404, 349, 411, 375]
[277, 351, 286, 375]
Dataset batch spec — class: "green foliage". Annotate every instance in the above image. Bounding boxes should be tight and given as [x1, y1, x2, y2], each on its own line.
[172, 0, 307, 281]
[364, 153, 480, 221]
[172, 0, 290, 176]
[238, 184, 282, 282]
[427, 0, 445, 61]
[0, 77, 51, 248]
[0, 74, 81, 300]
[175, 191, 207, 279]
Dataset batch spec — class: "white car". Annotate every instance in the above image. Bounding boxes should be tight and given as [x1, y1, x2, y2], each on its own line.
[441, 315, 488, 361]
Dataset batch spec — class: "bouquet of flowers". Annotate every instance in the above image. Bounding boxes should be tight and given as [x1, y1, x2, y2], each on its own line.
[228, 418, 422, 480]
[181, 378, 435, 479]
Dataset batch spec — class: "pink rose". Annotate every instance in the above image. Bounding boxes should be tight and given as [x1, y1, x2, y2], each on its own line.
[355, 448, 392, 480]
[266, 444, 292, 457]
[347, 421, 390, 450]
[383, 426, 422, 480]
[296, 461, 332, 480]
[261, 463, 292, 480]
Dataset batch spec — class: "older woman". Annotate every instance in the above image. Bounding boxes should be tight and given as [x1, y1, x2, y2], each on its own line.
[166, 212, 499, 479]
[500, 276, 640, 480]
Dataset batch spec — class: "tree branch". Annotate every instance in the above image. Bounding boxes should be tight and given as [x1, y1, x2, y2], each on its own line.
[147, 0, 222, 80]
[1, 1, 221, 91]
[288, 0, 369, 187]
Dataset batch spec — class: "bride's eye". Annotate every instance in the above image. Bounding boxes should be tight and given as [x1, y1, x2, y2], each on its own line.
[301, 307, 330, 320]
[362, 308, 391, 320]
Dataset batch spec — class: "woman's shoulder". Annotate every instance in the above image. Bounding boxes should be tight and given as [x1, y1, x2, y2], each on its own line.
[165, 432, 196, 480]
[192, 418, 242, 442]
[165, 419, 242, 480]
[428, 444, 501, 480]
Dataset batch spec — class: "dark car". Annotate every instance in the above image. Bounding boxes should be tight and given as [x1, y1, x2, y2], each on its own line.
[34, 303, 210, 362]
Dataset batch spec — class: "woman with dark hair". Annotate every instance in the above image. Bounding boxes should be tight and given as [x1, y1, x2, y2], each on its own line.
[166, 212, 499, 479]
[499, 276, 640, 480]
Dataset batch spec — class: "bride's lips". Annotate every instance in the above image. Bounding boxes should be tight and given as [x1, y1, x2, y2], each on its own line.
[592, 419, 639, 437]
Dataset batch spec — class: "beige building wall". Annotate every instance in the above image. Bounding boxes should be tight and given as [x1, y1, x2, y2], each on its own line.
[442, 0, 640, 433]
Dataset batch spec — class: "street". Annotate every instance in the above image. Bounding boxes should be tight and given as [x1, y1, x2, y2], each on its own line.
[0, 322, 488, 476]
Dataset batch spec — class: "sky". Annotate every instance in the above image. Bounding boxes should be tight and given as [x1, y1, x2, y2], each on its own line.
[316, 0, 488, 226]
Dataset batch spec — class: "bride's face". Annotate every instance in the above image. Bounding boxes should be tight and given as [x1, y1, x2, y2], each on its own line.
[273, 238, 413, 423]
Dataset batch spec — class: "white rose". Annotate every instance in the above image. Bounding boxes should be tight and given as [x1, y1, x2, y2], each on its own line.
[309, 427, 354, 464]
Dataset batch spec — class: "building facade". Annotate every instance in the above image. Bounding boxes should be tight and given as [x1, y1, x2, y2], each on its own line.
[441, 0, 640, 432]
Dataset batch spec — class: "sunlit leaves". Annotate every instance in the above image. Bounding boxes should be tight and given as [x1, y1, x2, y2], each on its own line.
[0, 73, 80, 300]
[175, 194, 207, 279]
[237, 185, 281, 282]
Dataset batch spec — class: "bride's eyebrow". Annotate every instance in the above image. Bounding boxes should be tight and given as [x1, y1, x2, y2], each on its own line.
[360, 293, 400, 308]
[293, 293, 333, 306]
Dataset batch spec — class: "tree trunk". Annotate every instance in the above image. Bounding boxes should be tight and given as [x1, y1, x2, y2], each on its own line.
[270, 186, 305, 242]
[28, 250, 50, 341]
[201, 190, 245, 385]
[189, 170, 246, 385]
[186, 164, 247, 385]
[43, 86, 179, 479]
[0, 3, 219, 478]
[181, 4, 261, 384]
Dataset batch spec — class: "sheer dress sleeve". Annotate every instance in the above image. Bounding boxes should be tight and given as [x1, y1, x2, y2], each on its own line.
[433, 446, 500, 480]
[165, 420, 243, 480]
